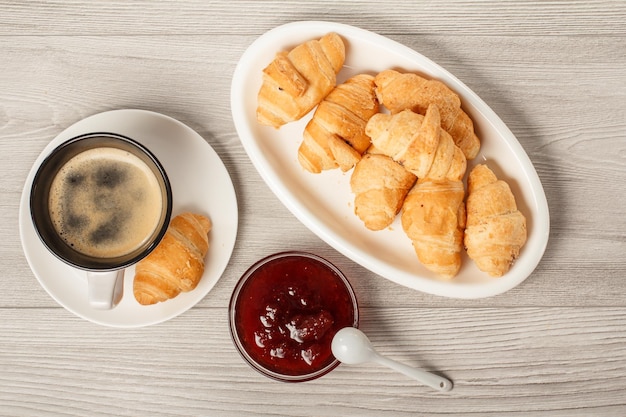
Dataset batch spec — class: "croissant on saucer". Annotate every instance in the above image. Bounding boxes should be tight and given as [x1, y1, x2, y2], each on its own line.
[133, 212, 211, 305]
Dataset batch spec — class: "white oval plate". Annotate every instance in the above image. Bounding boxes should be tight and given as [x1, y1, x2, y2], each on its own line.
[19, 109, 238, 327]
[231, 21, 549, 299]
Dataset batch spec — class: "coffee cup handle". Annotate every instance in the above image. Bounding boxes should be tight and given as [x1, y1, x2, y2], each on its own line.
[87, 270, 125, 309]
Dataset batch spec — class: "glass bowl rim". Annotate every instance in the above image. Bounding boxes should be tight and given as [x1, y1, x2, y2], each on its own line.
[228, 251, 359, 382]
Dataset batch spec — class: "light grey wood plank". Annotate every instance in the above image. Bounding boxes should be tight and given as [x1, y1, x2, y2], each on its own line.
[0, 307, 624, 416]
[1, 1, 626, 416]
[1, 0, 625, 36]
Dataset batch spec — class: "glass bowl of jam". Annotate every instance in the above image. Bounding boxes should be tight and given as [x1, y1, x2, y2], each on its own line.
[229, 251, 359, 382]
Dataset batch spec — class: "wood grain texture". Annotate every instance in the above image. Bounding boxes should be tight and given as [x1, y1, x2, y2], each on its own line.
[1, 0, 625, 36]
[1, 0, 625, 415]
[0, 308, 624, 417]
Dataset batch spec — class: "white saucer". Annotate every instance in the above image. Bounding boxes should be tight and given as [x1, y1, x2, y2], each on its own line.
[19, 109, 238, 328]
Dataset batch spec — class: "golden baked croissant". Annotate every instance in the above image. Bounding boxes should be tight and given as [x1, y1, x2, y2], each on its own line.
[464, 164, 527, 277]
[374, 69, 480, 160]
[366, 105, 467, 181]
[350, 152, 417, 230]
[133, 212, 212, 305]
[401, 179, 466, 279]
[298, 73, 379, 173]
[256, 32, 346, 128]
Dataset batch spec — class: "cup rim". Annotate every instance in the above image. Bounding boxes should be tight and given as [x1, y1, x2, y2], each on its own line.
[228, 251, 359, 382]
[29, 132, 173, 272]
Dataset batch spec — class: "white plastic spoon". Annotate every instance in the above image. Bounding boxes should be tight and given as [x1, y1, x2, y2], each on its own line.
[331, 327, 453, 392]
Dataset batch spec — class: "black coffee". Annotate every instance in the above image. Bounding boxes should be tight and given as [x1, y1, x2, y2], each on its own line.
[48, 147, 163, 258]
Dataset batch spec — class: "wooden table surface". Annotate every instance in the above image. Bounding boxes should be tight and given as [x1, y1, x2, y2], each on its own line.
[1, 1, 625, 416]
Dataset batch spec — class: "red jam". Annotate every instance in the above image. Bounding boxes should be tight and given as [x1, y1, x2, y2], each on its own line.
[230, 252, 358, 381]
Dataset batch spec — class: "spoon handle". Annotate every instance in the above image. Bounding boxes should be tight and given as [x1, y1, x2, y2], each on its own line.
[373, 354, 453, 392]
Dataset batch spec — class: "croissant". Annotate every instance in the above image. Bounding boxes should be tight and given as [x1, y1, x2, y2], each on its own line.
[366, 105, 467, 181]
[374, 69, 480, 160]
[464, 164, 527, 277]
[401, 179, 466, 279]
[133, 212, 212, 305]
[350, 152, 417, 230]
[298, 73, 379, 173]
[256, 32, 346, 128]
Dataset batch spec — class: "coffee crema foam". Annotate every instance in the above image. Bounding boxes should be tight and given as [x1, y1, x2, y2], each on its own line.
[48, 147, 164, 259]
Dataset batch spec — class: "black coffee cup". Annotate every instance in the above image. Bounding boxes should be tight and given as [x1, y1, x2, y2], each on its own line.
[30, 132, 172, 309]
